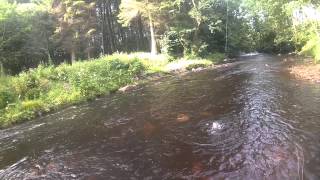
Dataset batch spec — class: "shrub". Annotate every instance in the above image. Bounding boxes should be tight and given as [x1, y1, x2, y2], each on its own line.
[301, 33, 320, 63]
[12, 71, 42, 100]
[161, 31, 184, 57]
[0, 87, 16, 109]
[186, 63, 207, 70]
[45, 83, 81, 106]
[206, 53, 226, 64]
[128, 58, 145, 75]
[196, 43, 210, 58]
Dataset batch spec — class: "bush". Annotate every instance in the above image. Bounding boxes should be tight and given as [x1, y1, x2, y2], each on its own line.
[301, 33, 320, 63]
[12, 72, 40, 99]
[186, 63, 207, 70]
[45, 83, 81, 106]
[161, 31, 184, 57]
[0, 53, 153, 127]
[0, 87, 16, 109]
[206, 53, 226, 64]
[195, 42, 210, 58]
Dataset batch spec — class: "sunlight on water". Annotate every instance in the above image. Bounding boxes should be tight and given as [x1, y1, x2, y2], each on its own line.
[208, 122, 223, 134]
[240, 52, 260, 57]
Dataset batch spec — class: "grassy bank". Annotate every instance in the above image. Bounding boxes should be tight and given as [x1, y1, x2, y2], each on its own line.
[0, 52, 224, 128]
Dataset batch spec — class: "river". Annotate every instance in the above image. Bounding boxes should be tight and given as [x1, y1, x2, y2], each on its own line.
[0, 54, 320, 179]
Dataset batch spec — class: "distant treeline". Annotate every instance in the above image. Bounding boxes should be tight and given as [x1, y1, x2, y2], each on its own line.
[0, 0, 319, 74]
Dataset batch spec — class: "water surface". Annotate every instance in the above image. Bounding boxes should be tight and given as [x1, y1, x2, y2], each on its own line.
[0, 54, 320, 179]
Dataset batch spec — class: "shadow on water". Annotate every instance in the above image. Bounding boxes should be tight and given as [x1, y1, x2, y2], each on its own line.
[0, 54, 320, 179]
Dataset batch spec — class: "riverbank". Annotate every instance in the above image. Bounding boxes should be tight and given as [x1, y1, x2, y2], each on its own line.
[0, 52, 224, 128]
[288, 57, 320, 83]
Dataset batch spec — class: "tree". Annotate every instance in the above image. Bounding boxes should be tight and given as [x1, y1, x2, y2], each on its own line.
[0, 1, 49, 74]
[118, 0, 159, 55]
[53, 0, 96, 63]
[160, 0, 256, 57]
[243, 0, 320, 58]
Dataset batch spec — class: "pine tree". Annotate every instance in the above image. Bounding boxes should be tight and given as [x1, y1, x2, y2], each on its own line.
[53, 0, 96, 63]
[118, 0, 158, 55]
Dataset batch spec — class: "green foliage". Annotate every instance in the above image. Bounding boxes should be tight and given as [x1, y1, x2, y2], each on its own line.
[0, 52, 225, 127]
[21, 100, 46, 112]
[161, 31, 184, 57]
[160, 0, 259, 57]
[0, 0, 319, 76]
[0, 0, 56, 74]
[301, 33, 320, 63]
[53, 0, 96, 62]
[196, 42, 210, 57]
[205, 52, 226, 63]
[0, 85, 16, 109]
[186, 63, 207, 70]
[118, 0, 143, 26]
[243, 0, 320, 58]
[0, 53, 147, 127]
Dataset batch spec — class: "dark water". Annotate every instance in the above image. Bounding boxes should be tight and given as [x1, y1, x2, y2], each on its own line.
[1, 54, 320, 180]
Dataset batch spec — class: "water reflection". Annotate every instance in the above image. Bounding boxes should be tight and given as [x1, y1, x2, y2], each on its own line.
[176, 114, 191, 123]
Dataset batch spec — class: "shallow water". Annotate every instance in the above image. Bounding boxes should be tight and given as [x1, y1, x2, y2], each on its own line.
[0, 54, 320, 179]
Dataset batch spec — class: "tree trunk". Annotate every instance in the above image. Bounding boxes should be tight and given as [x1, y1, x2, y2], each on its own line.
[46, 44, 53, 65]
[137, 15, 145, 50]
[44, 30, 53, 65]
[148, 12, 157, 55]
[193, 24, 200, 43]
[106, 0, 115, 53]
[71, 47, 76, 64]
[87, 50, 91, 59]
[225, 0, 229, 55]
[120, 28, 127, 52]
[47, 50, 53, 65]
[100, 1, 111, 54]
[0, 62, 4, 77]
[98, 1, 106, 55]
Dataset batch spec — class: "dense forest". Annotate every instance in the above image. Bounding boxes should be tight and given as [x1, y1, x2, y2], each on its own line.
[0, 0, 319, 75]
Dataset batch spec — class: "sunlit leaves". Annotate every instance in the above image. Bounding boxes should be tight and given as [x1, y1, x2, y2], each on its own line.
[118, 0, 142, 26]
[53, 0, 96, 60]
[118, 0, 158, 27]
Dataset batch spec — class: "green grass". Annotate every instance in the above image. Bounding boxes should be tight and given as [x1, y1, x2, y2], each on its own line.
[0, 52, 225, 128]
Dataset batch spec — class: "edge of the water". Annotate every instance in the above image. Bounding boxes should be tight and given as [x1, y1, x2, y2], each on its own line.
[0, 60, 237, 130]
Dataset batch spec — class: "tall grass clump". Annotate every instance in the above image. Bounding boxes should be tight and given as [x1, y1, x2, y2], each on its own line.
[0, 54, 146, 127]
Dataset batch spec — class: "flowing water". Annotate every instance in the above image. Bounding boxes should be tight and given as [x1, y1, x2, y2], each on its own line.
[0, 54, 320, 179]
